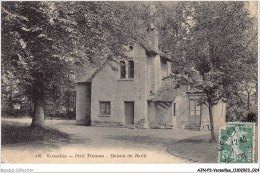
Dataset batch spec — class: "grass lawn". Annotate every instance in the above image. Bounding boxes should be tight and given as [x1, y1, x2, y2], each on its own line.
[1, 120, 70, 149]
[108, 133, 218, 163]
[3, 119, 256, 163]
[166, 126, 258, 163]
[166, 135, 219, 162]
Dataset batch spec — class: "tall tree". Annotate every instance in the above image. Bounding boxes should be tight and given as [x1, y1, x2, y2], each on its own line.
[172, 2, 257, 142]
[1, 2, 159, 126]
[2, 2, 73, 126]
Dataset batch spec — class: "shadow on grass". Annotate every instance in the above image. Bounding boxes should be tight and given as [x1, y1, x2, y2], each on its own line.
[166, 135, 218, 163]
[1, 120, 71, 149]
[107, 134, 218, 163]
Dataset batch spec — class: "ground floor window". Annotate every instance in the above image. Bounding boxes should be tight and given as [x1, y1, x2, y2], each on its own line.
[173, 103, 176, 116]
[189, 100, 201, 116]
[99, 101, 110, 115]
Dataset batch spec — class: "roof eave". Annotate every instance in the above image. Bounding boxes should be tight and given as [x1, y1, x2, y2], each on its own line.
[160, 55, 173, 62]
[74, 59, 110, 83]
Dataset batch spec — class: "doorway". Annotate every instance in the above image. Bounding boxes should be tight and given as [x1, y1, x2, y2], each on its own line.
[124, 101, 134, 125]
[189, 100, 201, 125]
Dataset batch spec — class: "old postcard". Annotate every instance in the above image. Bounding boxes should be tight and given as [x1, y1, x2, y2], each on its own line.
[1, 1, 259, 172]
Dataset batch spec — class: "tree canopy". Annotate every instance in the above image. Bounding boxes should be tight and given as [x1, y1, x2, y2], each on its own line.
[1, 2, 257, 132]
[170, 1, 257, 141]
[1, 2, 178, 125]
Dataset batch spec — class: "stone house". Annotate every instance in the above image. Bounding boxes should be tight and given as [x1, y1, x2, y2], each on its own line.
[75, 24, 226, 130]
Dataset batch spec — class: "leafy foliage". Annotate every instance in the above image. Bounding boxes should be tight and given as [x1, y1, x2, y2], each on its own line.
[2, 2, 256, 129]
[170, 2, 257, 141]
[174, 1, 257, 114]
[2, 2, 76, 118]
[1, 2, 178, 118]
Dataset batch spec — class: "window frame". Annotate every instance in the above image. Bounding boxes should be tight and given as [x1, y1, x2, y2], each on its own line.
[128, 60, 134, 78]
[189, 99, 201, 116]
[99, 101, 111, 116]
[120, 61, 126, 79]
[173, 103, 176, 116]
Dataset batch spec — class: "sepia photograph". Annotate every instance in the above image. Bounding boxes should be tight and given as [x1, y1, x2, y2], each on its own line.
[1, 0, 258, 169]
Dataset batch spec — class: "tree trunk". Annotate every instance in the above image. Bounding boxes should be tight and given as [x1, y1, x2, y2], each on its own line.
[31, 85, 44, 127]
[67, 75, 70, 117]
[255, 82, 257, 105]
[30, 97, 34, 117]
[247, 90, 250, 112]
[208, 99, 216, 142]
[30, 99, 45, 127]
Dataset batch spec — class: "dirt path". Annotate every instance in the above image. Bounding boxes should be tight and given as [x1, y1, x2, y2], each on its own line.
[2, 118, 211, 163]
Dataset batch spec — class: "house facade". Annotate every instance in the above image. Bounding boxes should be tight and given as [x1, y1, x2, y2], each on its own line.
[75, 24, 226, 130]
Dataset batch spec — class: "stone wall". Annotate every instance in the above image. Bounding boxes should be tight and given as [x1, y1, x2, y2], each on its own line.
[76, 82, 91, 125]
[91, 121, 123, 127]
[91, 43, 149, 126]
[173, 93, 226, 131]
[212, 101, 226, 130]
[148, 101, 173, 129]
[174, 93, 211, 128]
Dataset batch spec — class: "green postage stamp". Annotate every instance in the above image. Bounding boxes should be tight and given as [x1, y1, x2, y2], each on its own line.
[219, 123, 255, 163]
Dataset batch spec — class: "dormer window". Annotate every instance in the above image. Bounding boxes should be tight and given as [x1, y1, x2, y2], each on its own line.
[128, 60, 134, 78]
[120, 61, 126, 78]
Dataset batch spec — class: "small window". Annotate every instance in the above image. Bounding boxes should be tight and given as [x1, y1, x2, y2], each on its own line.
[128, 60, 134, 78]
[189, 100, 201, 116]
[120, 61, 126, 78]
[173, 103, 176, 116]
[100, 101, 110, 115]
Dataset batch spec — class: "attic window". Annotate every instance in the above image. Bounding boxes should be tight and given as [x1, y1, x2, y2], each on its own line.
[120, 61, 126, 78]
[128, 60, 134, 78]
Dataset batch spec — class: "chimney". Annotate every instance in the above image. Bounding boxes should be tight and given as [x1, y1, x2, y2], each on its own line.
[146, 23, 159, 52]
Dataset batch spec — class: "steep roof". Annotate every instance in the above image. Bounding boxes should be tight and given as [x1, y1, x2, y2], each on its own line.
[75, 40, 172, 83]
[148, 81, 179, 102]
[74, 59, 110, 83]
[139, 40, 173, 62]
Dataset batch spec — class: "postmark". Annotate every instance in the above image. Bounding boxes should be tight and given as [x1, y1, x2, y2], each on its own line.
[219, 123, 255, 163]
